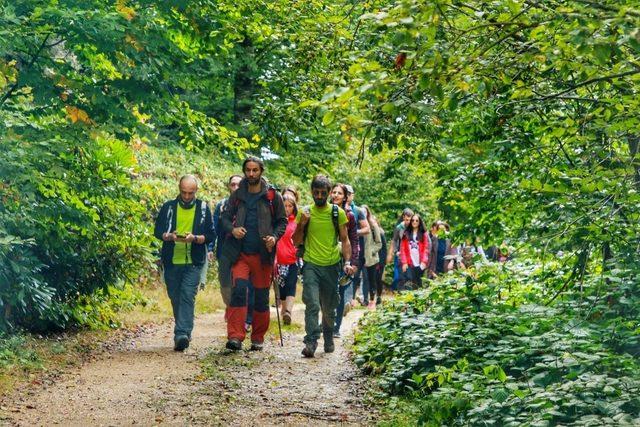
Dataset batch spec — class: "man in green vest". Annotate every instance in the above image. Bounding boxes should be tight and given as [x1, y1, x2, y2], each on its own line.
[154, 175, 215, 351]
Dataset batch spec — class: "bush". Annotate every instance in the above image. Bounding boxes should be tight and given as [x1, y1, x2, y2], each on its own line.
[354, 263, 640, 425]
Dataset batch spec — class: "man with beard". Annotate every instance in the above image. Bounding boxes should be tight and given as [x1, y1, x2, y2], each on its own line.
[293, 175, 353, 358]
[154, 175, 215, 351]
[220, 157, 287, 351]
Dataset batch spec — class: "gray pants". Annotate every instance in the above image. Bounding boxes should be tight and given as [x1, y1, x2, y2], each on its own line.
[164, 264, 202, 339]
[218, 256, 232, 306]
[302, 261, 340, 344]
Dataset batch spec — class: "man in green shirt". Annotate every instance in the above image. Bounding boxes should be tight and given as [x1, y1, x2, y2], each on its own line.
[154, 175, 215, 351]
[293, 175, 353, 358]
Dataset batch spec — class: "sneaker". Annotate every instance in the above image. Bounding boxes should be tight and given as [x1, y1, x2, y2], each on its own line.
[333, 331, 341, 338]
[225, 338, 242, 351]
[244, 322, 251, 333]
[301, 341, 317, 358]
[283, 311, 292, 325]
[367, 300, 376, 310]
[250, 341, 264, 351]
[174, 335, 189, 352]
[323, 332, 335, 353]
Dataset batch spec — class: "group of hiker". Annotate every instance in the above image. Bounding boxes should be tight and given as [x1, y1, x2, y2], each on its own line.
[153, 156, 508, 356]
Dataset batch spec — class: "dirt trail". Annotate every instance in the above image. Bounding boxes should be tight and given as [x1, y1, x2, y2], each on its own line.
[2, 306, 376, 426]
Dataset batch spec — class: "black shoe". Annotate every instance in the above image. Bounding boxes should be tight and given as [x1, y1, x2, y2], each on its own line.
[301, 341, 317, 358]
[174, 335, 189, 352]
[225, 338, 242, 351]
[376, 297, 382, 305]
[250, 341, 264, 351]
[323, 332, 335, 353]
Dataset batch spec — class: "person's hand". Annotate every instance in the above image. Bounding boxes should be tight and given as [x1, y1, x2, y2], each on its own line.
[232, 227, 246, 239]
[207, 251, 214, 262]
[185, 233, 196, 243]
[263, 235, 276, 251]
[343, 263, 355, 275]
[298, 209, 310, 226]
[402, 264, 408, 273]
[420, 262, 427, 271]
[162, 232, 177, 242]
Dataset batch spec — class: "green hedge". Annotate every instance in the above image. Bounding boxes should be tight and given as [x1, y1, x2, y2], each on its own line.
[354, 262, 640, 425]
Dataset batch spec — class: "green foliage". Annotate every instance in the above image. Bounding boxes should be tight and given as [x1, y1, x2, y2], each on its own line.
[354, 263, 640, 425]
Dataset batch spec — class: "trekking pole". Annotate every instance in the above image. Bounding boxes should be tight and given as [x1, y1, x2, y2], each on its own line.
[271, 276, 284, 347]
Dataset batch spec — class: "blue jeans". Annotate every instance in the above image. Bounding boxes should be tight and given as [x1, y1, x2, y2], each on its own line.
[164, 264, 203, 339]
[246, 282, 255, 325]
[334, 277, 352, 333]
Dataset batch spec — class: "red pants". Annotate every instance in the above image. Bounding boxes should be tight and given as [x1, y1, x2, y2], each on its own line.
[227, 253, 272, 343]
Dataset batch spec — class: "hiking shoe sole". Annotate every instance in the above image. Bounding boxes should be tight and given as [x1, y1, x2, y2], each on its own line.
[250, 341, 264, 351]
[301, 342, 317, 358]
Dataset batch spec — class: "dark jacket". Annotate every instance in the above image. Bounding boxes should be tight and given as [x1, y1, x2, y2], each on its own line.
[154, 198, 215, 266]
[220, 178, 287, 265]
[428, 233, 457, 275]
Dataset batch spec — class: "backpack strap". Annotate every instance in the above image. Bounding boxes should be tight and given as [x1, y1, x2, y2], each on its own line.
[266, 186, 276, 217]
[331, 204, 340, 242]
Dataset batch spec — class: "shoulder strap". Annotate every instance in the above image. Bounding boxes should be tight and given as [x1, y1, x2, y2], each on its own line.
[332, 204, 340, 238]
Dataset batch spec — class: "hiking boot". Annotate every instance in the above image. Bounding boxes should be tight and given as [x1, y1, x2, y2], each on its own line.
[323, 332, 335, 353]
[376, 297, 382, 305]
[333, 330, 341, 338]
[282, 311, 292, 325]
[250, 341, 264, 351]
[174, 335, 190, 352]
[301, 341, 317, 358]
[225, 338, 242, 351]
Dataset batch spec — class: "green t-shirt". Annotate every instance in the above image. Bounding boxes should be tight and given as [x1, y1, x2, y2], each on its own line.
[296, 204, 348, 266]
[172, 204, 196, 265]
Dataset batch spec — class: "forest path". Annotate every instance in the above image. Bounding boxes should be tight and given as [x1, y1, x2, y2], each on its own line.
[2, 305, 376, 426]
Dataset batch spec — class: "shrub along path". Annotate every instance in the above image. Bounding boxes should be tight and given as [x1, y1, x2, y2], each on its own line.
[2, 306, 375, 426]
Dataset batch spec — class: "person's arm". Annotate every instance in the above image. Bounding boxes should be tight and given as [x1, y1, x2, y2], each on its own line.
[399, 237, 409, 271]
[210, 201, 222, 252]
[347, 212, 359, 269]
[272, 193, 288, 240]
[357, 218, 370, 236]
[220, 195, 235, 234]
[420, 233, 430, 267]
[339, 223, 353, 274]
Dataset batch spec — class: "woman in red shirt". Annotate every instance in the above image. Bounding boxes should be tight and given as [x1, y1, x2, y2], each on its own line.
[400, 214, 430, 289]
[275, 194, 299, 325]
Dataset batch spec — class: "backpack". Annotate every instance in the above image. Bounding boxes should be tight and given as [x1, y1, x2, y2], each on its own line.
[296, 204, 340, 258]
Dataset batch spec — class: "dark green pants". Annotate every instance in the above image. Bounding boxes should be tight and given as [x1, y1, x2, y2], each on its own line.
[302, 261, 339, 344]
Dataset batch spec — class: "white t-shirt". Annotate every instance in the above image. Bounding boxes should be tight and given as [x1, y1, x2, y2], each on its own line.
[409, 231, 420, 267]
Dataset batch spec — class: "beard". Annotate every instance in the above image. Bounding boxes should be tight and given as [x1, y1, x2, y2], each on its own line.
[246, 176, 260, 185]
[313, 197, 328, 207]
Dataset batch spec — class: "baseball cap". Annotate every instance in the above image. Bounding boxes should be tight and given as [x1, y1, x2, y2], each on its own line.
[345, 184, 354, 194]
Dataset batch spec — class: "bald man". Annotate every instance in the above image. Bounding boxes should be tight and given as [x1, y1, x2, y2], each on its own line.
[154, 175, 215, 351]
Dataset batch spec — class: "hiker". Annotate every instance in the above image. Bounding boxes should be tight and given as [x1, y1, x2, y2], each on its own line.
[428, 221, 458, 278]
[330, 183, 360, 338]
[281, 185, 300, 203]
[212, 174, 242, 316]
[345, 185, 370, 307]
[399, 214, 430, 289]
[220, 157, 287, 351]
[361, 205, 384, 306]
[274, 193, 299, 325]
[293, 175, 353, 357]
[386, 208, 414, 291]
[154, 175, 215, 351]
